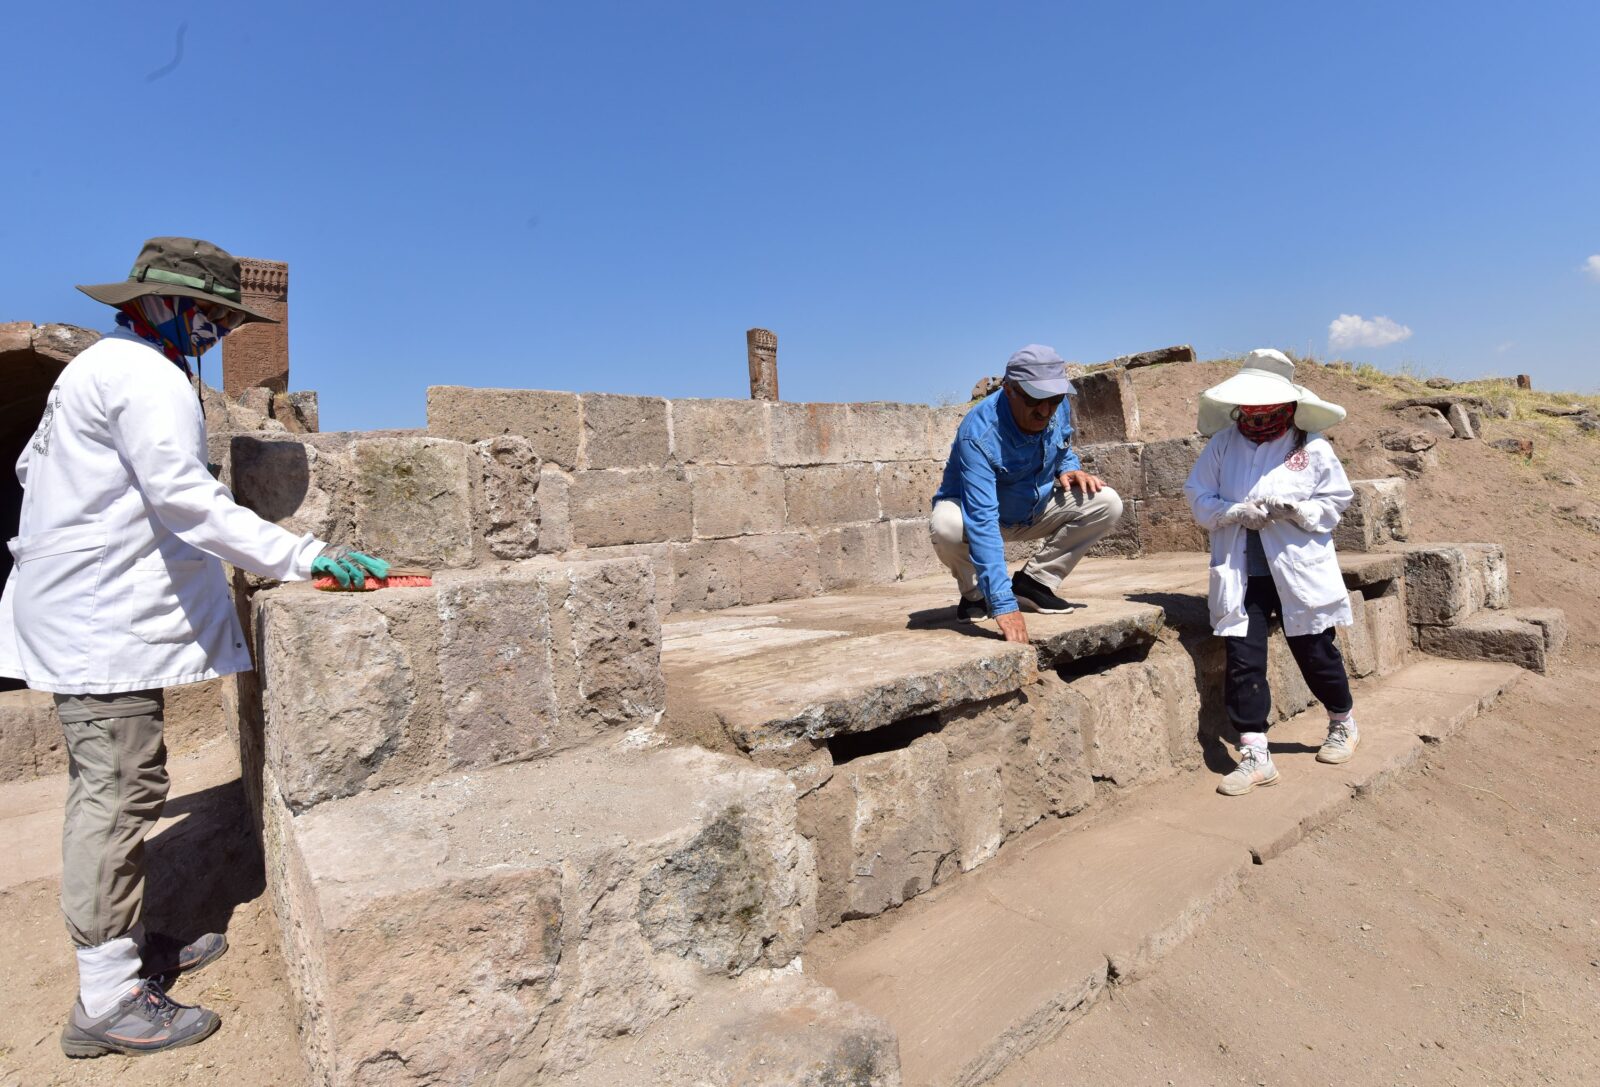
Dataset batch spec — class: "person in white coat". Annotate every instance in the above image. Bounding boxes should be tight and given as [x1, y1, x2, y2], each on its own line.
[0, 237, 388, 1058]
[1183, 349, 1358, 797]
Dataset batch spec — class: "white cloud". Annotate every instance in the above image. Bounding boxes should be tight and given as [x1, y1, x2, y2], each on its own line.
[1496, 340, 1515, 354]
[1583, 254, 1600, 281]
[1328, 313, 1413, 350]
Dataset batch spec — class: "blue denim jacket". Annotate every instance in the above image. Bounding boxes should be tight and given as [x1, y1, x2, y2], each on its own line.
[933, 391, 1081, 615]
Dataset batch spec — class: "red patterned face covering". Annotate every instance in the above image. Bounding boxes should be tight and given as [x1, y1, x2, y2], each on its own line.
[1235, 402, 1297, 443]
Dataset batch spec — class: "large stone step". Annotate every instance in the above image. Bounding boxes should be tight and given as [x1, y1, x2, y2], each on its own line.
[806, 658, 1524, 1087]
[267, 743, 828, 1086]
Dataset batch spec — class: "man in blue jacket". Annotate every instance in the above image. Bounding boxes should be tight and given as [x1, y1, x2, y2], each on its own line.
[931, 344, 1124, 644]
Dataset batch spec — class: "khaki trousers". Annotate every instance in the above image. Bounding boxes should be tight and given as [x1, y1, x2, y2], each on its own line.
[55, 691, 168, 949]
[929, 485, 1124, 600]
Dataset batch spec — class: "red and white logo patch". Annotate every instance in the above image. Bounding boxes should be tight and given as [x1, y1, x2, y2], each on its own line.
[1284, 447, 1310, 471]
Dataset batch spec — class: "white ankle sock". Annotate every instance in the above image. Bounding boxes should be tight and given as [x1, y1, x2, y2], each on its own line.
[1239, 731, 1268, 753]
[77, 936, 142, 1018]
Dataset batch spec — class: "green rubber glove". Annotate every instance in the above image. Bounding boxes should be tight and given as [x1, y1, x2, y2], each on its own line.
[312, 544, 391, 589]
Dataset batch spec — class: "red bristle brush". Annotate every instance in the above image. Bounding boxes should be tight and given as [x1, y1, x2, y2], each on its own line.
[312, 567, 434, 592]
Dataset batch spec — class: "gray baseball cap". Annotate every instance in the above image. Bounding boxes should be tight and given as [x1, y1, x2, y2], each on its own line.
[1005, 344, 1075, 398]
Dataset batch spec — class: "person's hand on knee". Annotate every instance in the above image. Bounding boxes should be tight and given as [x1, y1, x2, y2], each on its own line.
[1058, 470, 1104, 495]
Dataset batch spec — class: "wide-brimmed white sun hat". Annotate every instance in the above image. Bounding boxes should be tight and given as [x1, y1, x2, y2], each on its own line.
[1197, 348, 1347, 436]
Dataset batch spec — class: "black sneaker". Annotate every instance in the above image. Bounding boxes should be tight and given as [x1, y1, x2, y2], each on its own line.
[1011, 571, 1078, 613]
[955, 594, 987, 623]
[143, 931, 228, 989]
[60, 978, 220, 1058]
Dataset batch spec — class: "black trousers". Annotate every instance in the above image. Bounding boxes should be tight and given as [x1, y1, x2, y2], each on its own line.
[1224, 576, 1353, 731]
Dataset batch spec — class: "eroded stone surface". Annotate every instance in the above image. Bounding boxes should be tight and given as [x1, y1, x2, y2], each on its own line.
[473, 434, 542, 559]
[842, 735, 959, 918]
[275, 746, 815, 1085]
[0, 689, 63, 784]
[427, 386, 583, 468]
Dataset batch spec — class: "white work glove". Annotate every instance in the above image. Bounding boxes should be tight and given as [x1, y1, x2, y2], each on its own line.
[1263, 498, 1317, 531]
[1218, 501, 1270, 530]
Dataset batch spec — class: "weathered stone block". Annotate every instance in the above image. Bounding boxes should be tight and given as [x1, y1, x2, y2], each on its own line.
[543, 558, 667, 730]
[1077, 441, 1144, 498]
[573, 543, 675, 618]
[570, 467, 693, 547]
[784, 463, 881, 527]
[876, 459, 943, 519]
[257, 589, 433, 813]
[1402, 546, 1475, 625]
[1419, 613, 1549, 673]
[582, 393, 671, 469]
[1140, 437, 1206, 498]
[1447, 402, 1476, 439]
[1268, 629, 1316, 721]
[1145, 647, 1205, 769]
[893, 517, 941, 579]
[1138, 495, 1208, 552]
[1026, 679, 1096, 819]
[535, 465, 574, 553]
[1071, 368, 1140, 444]
[844, 402, 934, 462]
[1073, 659, 1173, 787]
[952, 752, 1005, 872]
[669, 398, 771, 465]
[275, 746, 815, 1085]
[929, 405, 968, 458]
[564, 975, 902, 1087]
[798, 776, 854, 929]
[669, 539, 746, 613]
[435, 569, 559, 769]
[769, 402, 849, 466]
[939, 690, 1054, 839]
[1369, 593, 1408, 675]
[1335, 594, 1378, 678]
[842, 735, 958, 918]
[1334, 484, 1383, 552]
[164, 676, 236, 753]
[0, 688, 64, 784]
[735, 532, 823, 606]
[229, 434, 341, 540]
[352, 437, 479, 569]
[1461, 542, 1509, 611]
[427, 386, 582, 469]
[473, 435, 541, 560]
[1515, 607, 1568, 659]
[817, 522, 898, 592]
[1088, 499, 1143, 557]
[688, 465, 786, 538]
[1367, 477, 1410, 542]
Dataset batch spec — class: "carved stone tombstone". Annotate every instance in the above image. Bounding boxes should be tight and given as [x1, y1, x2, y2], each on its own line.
[747, 327, 779, 401]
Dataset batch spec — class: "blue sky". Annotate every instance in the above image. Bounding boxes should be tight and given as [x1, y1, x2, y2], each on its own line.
[5, 2, 1597, 431]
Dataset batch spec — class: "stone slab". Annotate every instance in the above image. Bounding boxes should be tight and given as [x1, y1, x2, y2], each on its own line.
[426, 386, 582, 468]
[1419, 611, 1551, 673]
[679, 630, 1038, 754]
[569, 466, 693, 546]
[844, 401, 935, 462]
[668, 398, 772, 465]
[581, 393, 672, 469]
[0, 688, 64, 784]
[1070, 368, 1140, 444]
[558, 973, 901, 1087]
[275, 745, 816, 1085]
[769, 402, 850, 466]
[810, 655, 1522, 1087]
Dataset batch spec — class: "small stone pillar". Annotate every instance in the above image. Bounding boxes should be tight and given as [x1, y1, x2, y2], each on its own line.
[746, 328, 779, 401]
[222, 258, 289, 397]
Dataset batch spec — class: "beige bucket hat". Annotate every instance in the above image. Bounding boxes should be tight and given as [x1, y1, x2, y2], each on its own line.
[1197, 348, 1346, 436]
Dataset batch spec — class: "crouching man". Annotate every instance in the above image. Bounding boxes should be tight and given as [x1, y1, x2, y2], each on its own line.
[930, 345, 1124, 644]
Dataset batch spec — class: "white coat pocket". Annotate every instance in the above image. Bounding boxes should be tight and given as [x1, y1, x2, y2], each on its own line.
[128, 557, 208, 644]
[9, 526, 108, 667]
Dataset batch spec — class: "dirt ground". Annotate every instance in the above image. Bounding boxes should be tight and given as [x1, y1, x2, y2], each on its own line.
[2, 359, 1596, 1086]
[997, 661, 1600, 1087]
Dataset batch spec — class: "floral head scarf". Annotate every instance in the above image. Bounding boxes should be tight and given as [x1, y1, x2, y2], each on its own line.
[115, 295, 243, 370]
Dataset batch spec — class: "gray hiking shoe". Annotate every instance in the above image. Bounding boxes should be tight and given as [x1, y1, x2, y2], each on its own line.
[60, 978, 220, 1058]
[1218, 744, 1280, 796]
[1317, 718, 1360, 764]
[144, 930, 228, 988]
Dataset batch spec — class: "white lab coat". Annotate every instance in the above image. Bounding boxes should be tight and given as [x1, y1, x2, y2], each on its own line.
[0, 328, 325, 694]
[1183, 427, 1354, 638]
